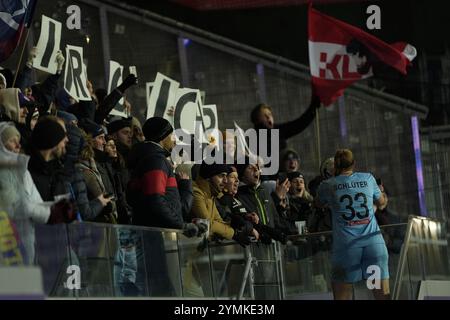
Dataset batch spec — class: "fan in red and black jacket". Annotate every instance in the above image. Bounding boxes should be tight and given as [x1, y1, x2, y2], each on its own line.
[127, 117, 188, 229]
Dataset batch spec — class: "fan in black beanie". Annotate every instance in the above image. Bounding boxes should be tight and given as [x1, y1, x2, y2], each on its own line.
[28, 117, 70, 202]
[199, 162, 231, 180]
[142, 117, 176, 154]
[31, 118, 67, 151]
[107, 117, 132, 136]
[142, 117, 173, 143]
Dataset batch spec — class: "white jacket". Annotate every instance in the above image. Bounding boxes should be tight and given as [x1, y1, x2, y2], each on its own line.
[0, 122, 52, 265]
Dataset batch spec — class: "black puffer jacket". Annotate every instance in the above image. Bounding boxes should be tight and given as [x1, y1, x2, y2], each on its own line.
[127, 141, 184, 229]
[178, 179, 193, 222]
[63, 124, 83, 176]
[28, 150, 69, 201]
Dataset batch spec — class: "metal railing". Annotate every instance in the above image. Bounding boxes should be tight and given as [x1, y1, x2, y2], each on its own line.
[2, 215, 449, 299]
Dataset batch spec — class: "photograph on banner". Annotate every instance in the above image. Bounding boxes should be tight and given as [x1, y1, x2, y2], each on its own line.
[107, 60, 127, 117]
[32, 15, 62, 74]
[63, 45, 91, 102]
[146, 72, 180, 123]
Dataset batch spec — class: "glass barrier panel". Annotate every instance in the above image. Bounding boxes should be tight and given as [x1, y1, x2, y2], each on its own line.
[394, 217, 450, 300]
[34, 224, 73, 297]
[282, 232, 333, 300]
[3, 216, 417, 300]
[60, 222, 184, 298]
[177, 234, 213, 298]
[137, 227, 182, 298]
[206, 241, 248, 299]
[250, 242, 283, 300]
[282, 223, 407, 300]
[66, 222, 117, 297]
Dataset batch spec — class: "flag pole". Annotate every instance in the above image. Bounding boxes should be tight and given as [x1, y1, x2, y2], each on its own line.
[11, 28, 31, 88]
[11, 0, 38, 88]
[308, 1, 321, 171]
[315, 107, 321, 172]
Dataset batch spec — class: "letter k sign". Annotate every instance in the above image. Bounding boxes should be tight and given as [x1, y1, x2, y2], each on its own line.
[319, 52, 342, 79]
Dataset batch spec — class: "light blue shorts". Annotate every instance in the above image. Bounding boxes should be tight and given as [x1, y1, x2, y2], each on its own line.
[331, 243, 389, 283]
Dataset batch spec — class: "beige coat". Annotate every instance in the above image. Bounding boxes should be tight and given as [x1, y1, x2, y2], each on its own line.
[191, 177, 234, 240]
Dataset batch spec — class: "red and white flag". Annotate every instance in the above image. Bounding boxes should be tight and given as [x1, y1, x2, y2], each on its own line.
[308, 6, 417, 106]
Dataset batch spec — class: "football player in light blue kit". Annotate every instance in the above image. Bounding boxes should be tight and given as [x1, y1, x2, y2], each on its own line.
[316, 149, 389, 300]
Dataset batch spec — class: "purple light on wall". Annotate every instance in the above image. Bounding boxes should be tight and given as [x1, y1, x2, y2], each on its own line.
[256, 63, 267, 102]
[183, 38, 191, 46]
[411, 116, 428, 216]
[256, 63, 264, 76]
[338, 96, 347, 140]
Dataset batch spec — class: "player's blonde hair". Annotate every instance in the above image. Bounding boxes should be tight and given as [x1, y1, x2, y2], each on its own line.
[334, 149, 355, 175]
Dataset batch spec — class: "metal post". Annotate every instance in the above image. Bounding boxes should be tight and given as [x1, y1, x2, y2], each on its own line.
[315, 108, 321, 171]
[435, 150, 446, 220]
[238, 246, 256, 300]
[139, 230, 150, 296]
[393, 216, 415, 300]
[275, 242, 287, 300]
[248, 253, 256, 300]
[175, 233, 185, 297]
[206, 242, 217, 297]
[256, 63, 267, 103]
[27, 27, 37, 85]
[11, 29, 31, 88]
[338, 96, 348, 145]
[64, 223, 79, 298]
[177, 36, 190, 87]
[99, 6, 111, 85]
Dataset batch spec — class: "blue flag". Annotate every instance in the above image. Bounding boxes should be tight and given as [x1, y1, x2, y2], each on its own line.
[0, 0, 37, 62]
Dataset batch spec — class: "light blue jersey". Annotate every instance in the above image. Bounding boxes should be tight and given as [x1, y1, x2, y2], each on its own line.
[317, 172, 384, 252]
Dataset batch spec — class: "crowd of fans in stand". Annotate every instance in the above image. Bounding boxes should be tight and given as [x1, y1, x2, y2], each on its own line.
[0, 47, 399, 276]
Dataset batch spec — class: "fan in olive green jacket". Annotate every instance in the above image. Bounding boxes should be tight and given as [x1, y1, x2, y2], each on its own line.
[191, 176, 235, 240]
